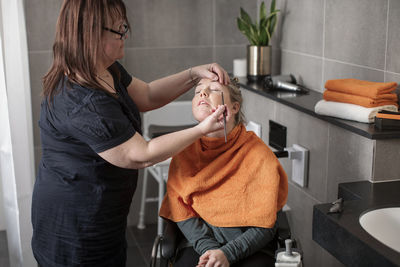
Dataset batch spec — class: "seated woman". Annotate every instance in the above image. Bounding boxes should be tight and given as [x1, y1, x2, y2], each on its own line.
[159, 77, 288, 267]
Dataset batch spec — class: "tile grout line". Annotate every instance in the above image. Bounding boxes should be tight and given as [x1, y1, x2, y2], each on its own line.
[321, 0, 326, 90]
[282, 48, 397, 74]
[383, 0, 390, 82]
[212, 0, 216, 62]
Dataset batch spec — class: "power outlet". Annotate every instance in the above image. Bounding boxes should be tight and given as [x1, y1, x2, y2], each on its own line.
[269, 120, 287, 151]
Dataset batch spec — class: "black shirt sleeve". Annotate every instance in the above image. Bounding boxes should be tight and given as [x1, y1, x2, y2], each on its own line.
[114, 61, 133, 88]
[67, 92, 136, 153]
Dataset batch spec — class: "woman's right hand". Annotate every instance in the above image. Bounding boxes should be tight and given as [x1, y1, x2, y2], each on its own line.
[196, 105, 227, 135]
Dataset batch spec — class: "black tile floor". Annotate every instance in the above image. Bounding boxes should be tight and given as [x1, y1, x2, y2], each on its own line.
[0, 223, 159, 267]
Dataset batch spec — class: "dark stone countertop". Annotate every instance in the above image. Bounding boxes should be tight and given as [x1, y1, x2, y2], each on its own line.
[238, 77, 400, 140]
[313, 180, 400, 266]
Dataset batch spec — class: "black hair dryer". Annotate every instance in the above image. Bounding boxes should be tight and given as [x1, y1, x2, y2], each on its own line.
[264, 74, 309, 93]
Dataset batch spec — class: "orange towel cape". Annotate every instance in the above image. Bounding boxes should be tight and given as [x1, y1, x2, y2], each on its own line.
[325, 79, 398, 98]
[159, 124, 288, 228]
[323, 90, 398, 108]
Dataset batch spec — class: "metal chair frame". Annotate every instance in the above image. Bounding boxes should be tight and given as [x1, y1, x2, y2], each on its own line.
[137, 101, 196, 235]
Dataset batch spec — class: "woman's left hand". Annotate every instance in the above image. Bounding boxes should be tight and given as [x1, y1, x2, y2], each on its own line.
[196, 249, 230, 267]
[192, 63, 230, 85]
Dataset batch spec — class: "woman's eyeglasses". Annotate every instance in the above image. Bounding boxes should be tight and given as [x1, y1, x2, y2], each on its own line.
[103, 23, 129, 40]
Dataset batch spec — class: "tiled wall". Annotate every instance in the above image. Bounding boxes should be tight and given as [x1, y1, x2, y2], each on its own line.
[23, 0, 400, 266]
[279, 0, 400, 93]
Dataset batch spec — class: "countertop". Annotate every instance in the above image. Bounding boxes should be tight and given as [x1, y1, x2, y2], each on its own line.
[313, 181, 400, 266]
[238, 77, 400, 140]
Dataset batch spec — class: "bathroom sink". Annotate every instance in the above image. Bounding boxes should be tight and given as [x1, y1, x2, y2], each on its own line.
[359, 207, 400, 253]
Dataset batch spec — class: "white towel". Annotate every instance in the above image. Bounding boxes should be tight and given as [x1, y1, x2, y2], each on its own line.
[314, 100, 398, 123]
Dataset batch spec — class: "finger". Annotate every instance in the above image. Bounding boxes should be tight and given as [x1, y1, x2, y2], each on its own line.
[224, 71, 230, 85]
[213, 64, 228, 85]
[199, 254, 208, 262]
[198, 258, 208, 266]
[216, 104, 227, 121]
[211, 64, 225, 83]
[205, 259, 216, 267]
[206, 64, 219, 81]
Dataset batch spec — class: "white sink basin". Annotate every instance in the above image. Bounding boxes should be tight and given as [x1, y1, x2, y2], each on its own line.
[359, 207, 400, 253]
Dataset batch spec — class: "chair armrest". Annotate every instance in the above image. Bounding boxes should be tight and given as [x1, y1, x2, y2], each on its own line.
[160, 219, 183, 259]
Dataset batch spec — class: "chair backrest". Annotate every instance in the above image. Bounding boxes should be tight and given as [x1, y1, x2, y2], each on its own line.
[142, 101, 196, 139]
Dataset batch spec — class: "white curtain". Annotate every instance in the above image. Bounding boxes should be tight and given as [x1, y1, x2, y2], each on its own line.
[0, 0, 36, 266]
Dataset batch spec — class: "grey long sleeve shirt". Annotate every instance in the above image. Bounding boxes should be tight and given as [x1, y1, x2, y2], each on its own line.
[177, 217, 276, 264]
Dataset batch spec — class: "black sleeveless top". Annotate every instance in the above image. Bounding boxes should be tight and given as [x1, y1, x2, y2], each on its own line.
[32, 62, 141, 267]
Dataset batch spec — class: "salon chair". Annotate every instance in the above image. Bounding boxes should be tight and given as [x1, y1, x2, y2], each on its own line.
[150, 210, 294, 267]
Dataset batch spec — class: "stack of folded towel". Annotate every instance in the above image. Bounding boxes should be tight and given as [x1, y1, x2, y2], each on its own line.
[315, 79, 399, 123]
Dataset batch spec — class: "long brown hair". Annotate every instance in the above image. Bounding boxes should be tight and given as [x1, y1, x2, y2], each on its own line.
[43, 0, 130, 101]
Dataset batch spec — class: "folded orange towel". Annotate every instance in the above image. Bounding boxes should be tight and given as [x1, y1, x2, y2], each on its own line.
[323, 90, 398, 108]
[325, 79, 398, 98]
[159, 124, 288, 228]
[376, 113, 400, 120]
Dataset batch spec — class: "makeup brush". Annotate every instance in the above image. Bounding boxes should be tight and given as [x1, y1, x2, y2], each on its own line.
[221, 92, 227, 143]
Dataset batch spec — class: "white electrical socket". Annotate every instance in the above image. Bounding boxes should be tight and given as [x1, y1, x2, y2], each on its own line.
[285, 144, 309, 187]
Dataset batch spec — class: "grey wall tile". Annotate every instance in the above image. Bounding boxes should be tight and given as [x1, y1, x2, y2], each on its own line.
[241, 89, 277, 142]
[215, 0, 258, 46]
[385, 72, 400, 83]
[323, 60, 385, 86]
[29, 51, 53, 148]
[125, 0, 213, 48]
[385, 72, 400, 98]
[386, 0, 400, 74]
[24, 0, 61, 51]
[326, 125, 373, 202]
[214, 45, 247, 73]
[271, 47, 282, 76]
[267, 0, 286, 49]
[280, 0, 324, 56]
[373, 140, 400, 181]
[124, 47, 213, 82]
[281, 50, 323, 92]
[276, 104, 329, 202]
[325, 0, 387, 69]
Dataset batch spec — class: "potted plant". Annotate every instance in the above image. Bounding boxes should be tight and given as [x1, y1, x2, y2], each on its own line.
[237, 0, 280, 81]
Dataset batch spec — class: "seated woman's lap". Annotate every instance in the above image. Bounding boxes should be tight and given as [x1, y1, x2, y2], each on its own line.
[173, 247, 275, 267]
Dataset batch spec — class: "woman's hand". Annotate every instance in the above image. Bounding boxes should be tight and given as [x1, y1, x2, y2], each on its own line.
[192, 63, 230, 85]
[196, 249, 230, 267]
[196, 105, 227, 135]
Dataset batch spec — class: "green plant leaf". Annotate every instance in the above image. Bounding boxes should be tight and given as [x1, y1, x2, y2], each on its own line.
[238, 18, 258, 45]
[270, 0, 276, 13]
[237, 18, 251, 42]
[249, 24, 259, 45]
[269, 15, 277, 38]
[240, 7, 253, 27]
[236, 1, 280, 46]
[260, 1, 266, 22]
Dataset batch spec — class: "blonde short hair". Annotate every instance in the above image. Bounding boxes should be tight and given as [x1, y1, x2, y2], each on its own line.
[225, 77, 246, 126]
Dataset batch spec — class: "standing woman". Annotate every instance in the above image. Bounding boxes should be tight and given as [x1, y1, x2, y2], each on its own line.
[31, 0, 230, 266]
